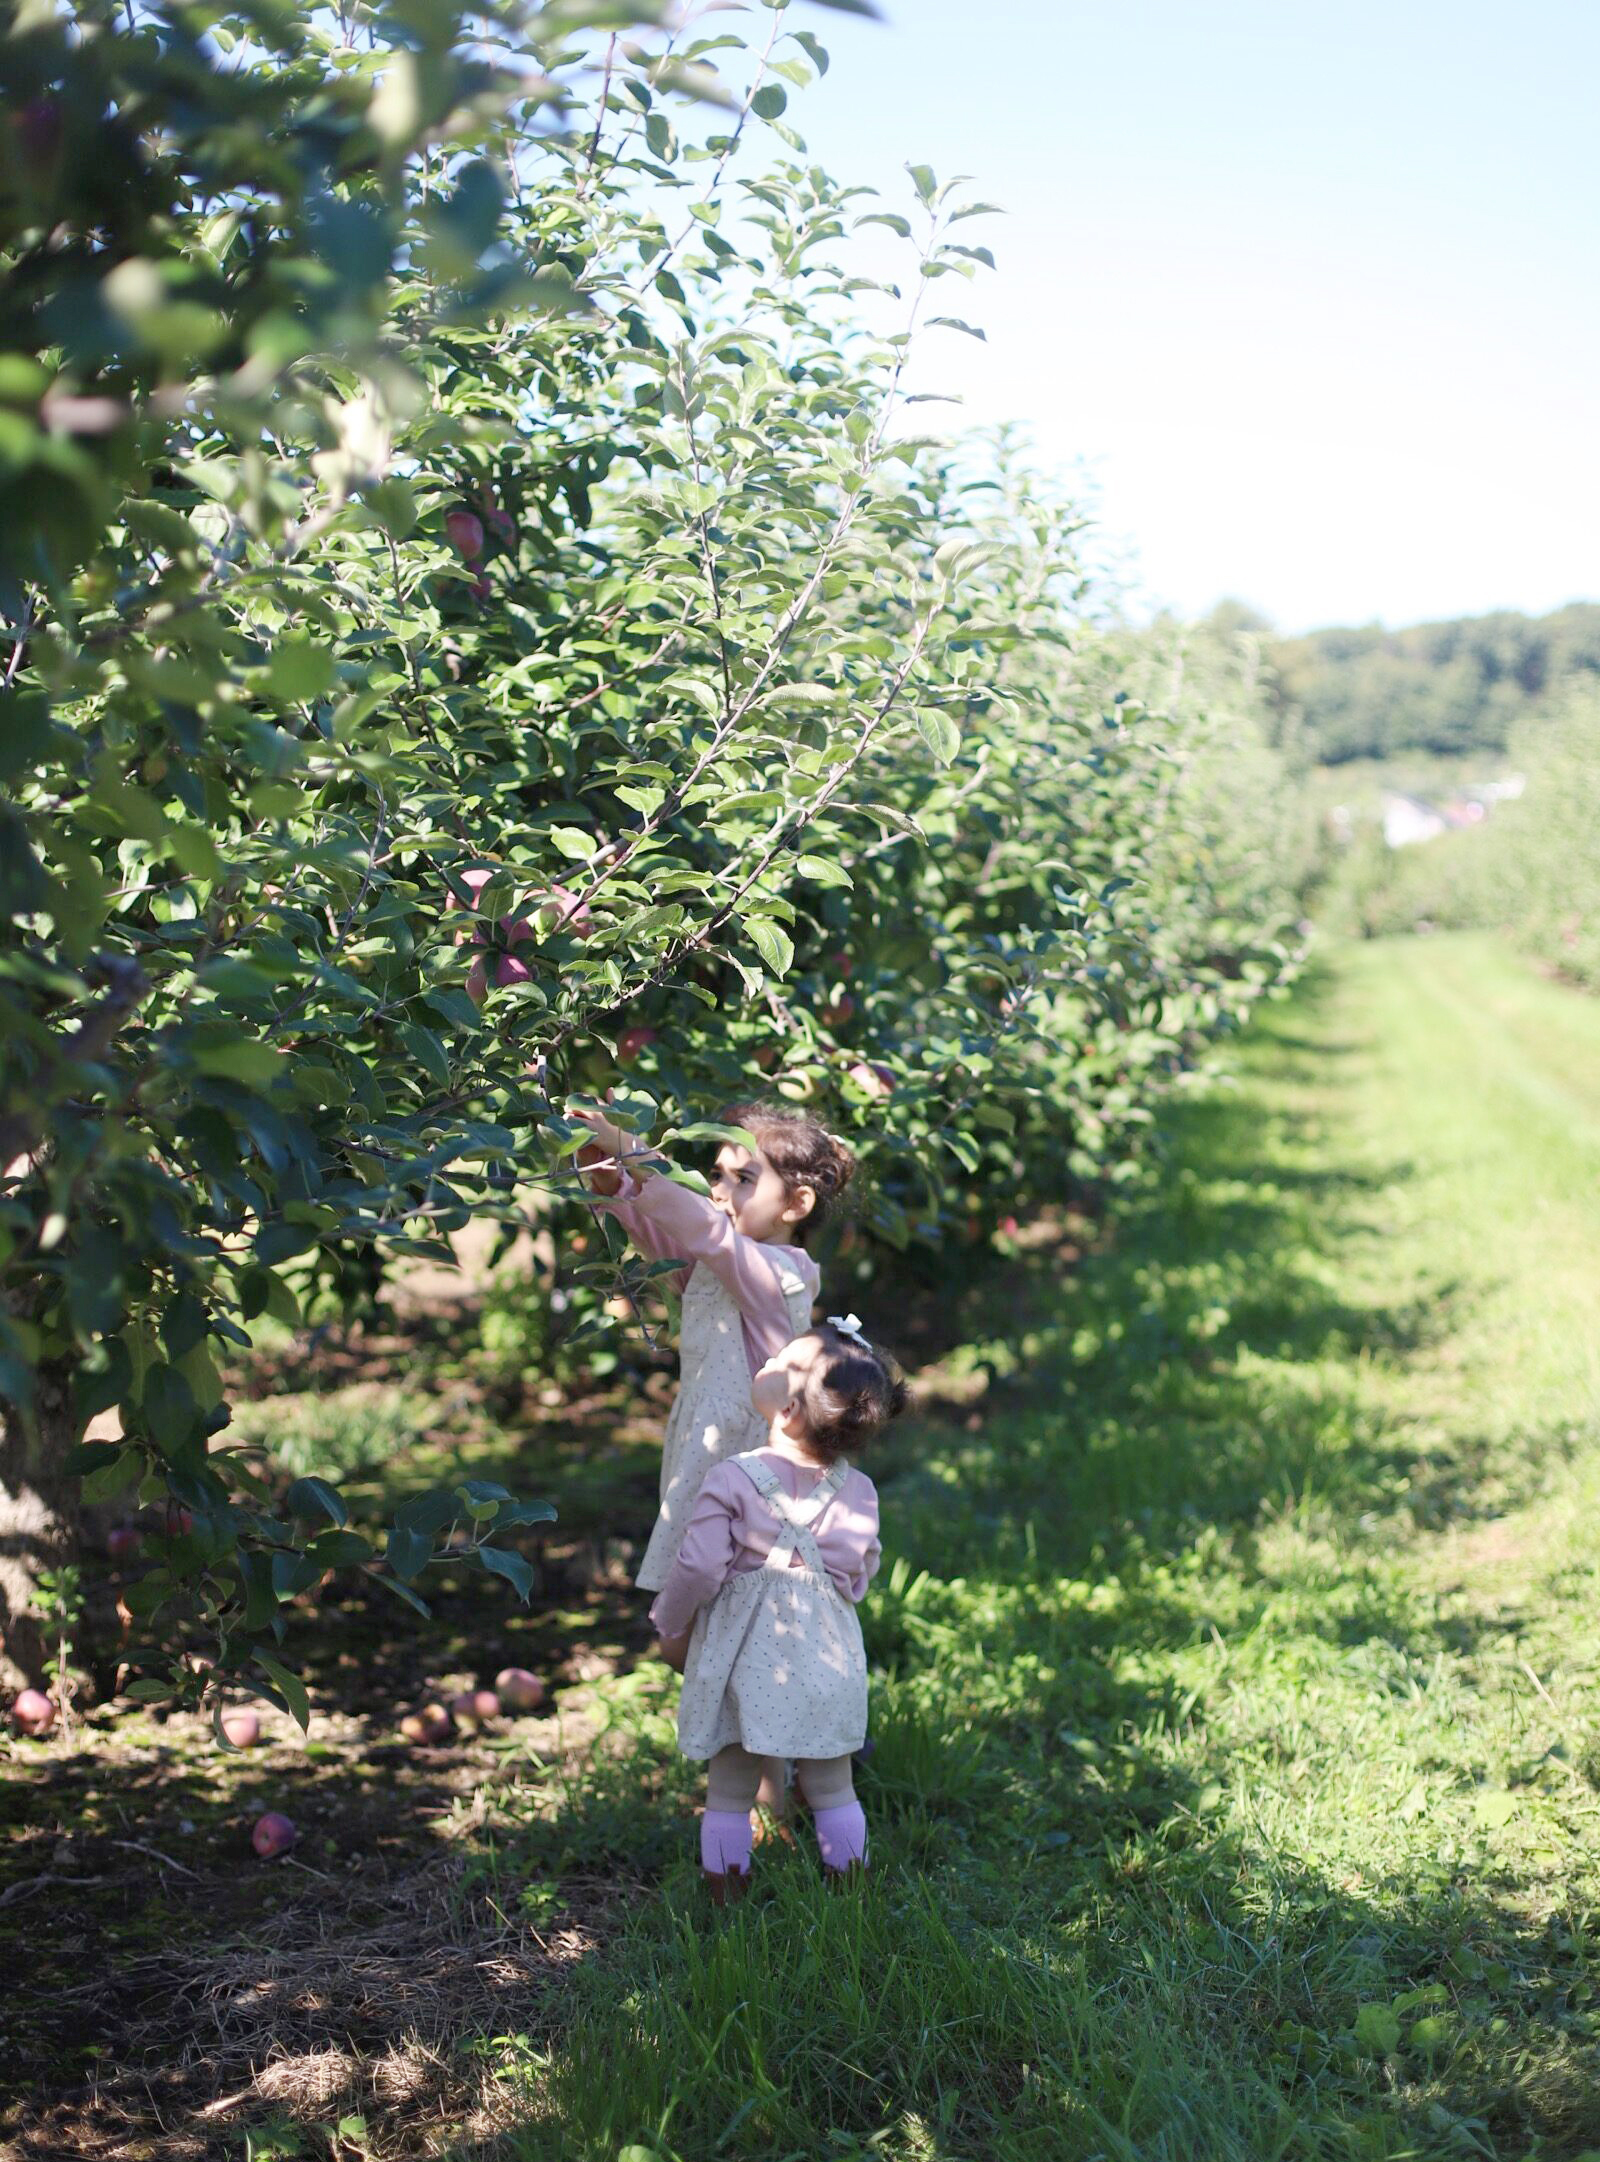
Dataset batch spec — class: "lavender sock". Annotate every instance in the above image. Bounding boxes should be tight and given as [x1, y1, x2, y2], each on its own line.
[701, 1808, 753, 1877]
[813, 1801, 868, 1871]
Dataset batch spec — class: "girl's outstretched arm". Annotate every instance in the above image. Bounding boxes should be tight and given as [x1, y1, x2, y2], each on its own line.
[572, 1106, 689, 1284]
[601, 1170, 819, 1366]
[571, 1105, 818, 1361]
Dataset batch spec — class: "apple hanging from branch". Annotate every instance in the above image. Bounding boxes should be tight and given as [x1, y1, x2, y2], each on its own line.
[450, 866, 593, 1007]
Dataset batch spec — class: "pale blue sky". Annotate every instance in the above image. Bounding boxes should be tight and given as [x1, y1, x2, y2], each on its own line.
[775, 0, 1599, 632]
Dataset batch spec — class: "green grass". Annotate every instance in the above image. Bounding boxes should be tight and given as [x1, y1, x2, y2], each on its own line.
[474, 933, 1600, 2162]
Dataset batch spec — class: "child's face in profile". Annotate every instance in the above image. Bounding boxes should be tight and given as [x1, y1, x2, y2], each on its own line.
[710, 1142, 813, 1244]
[751, 1332, 827, 1428]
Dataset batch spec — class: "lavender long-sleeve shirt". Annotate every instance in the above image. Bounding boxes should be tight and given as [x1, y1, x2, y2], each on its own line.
[648, 1448, 882, 1641]
[595, 1170, 819, 1377]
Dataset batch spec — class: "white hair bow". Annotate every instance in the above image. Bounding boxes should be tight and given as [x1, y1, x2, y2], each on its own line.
[827, 1312, 870, 1347]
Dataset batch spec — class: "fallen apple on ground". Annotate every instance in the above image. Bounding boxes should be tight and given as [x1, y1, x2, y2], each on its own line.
[11, 1689, 56, 1737]
[495, 1667, 545, 1712]
[251, 1811, 296, 1859]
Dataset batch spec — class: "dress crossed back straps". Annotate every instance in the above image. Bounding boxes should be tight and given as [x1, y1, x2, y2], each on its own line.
[732, 1453, 848, 1580]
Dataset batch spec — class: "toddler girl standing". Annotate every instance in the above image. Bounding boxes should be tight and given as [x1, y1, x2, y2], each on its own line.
[571, 1098, 854, 1594]
[647, 1319, 907, 1899]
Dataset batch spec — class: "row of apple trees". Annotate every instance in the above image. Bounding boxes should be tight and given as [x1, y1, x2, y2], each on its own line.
[0, 0, 1300, 1704]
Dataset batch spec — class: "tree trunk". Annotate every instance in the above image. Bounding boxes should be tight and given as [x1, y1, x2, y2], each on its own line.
[0, 1360, 79, 1693]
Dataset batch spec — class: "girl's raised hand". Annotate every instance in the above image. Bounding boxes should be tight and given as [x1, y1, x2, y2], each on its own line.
[568, 1097, 630, 1163]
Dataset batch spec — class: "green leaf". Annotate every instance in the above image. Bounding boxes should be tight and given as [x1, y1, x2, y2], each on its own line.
[386, 1523, 433, 1582]
[83, 1446, 143, 1504]
[476, 1545, 535, 1602]
[237, 1549, 279, 1630]
[456, 1478, 513, 1506]
[795, 854, 852, 889]
[64, 1440, 124, 1477]
[271, 1549, 325, 1598]
[929, 317, 987, 340]
[744, 916, 794, 978]
[398, 1022, 450, 1088]
[915, 710, 961, 765]
[548, 826, 595, 861]
[193, 1040, 281, 1085]
[254, 1650, 311, 1734]
[488, 1497, 558, 1529]
[143, 1363, 198, 1451]
[306, 1530, 374, 1567]
[266, 641, 337, 703]
[394, 1490, 458, 1537]
[1352, 2003, 1401, 2058]
[372, 1571, 431, 1617]
[751, 83, 787, 118]
[285, 1476, 348, 1528]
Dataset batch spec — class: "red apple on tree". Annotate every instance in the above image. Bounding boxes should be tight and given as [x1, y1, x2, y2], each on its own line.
[220, 1707, 261, 1748]
[617, 1026, 656, 1066]
[453, 867, 593, 1007]
[107, 1525, 142, 1562]
[445, 509, 485, 563]
[846, 1061, 894, 1101]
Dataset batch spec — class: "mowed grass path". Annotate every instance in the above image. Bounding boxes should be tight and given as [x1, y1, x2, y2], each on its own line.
[487, 934, 1600, 2162]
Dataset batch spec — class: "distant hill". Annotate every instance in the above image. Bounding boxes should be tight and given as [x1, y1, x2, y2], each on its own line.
[1264, 602, 1600, 765]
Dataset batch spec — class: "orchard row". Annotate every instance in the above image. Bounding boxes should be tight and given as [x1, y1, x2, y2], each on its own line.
[0, 1, 1302, 1713]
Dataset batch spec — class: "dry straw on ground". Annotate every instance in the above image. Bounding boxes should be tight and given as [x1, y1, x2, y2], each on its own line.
[12, 1844, 610, 2160]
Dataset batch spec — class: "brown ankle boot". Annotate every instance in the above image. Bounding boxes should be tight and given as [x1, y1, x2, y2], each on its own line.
[703, 1866, 751, 1906]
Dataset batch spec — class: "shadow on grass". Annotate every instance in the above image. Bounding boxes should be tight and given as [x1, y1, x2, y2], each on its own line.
[474, 968, 1600, 2161]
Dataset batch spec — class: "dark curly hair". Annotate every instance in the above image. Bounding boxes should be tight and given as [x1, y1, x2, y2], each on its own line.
[719, 1100, 856, 1246]
[797, 1322, 909, 1463]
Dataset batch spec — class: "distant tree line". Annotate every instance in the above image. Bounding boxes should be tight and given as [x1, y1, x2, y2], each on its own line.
[1260, 602, 1600, 764]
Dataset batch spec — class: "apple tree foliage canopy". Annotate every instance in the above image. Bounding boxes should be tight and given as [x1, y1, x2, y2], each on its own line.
[0, 0, 1301, 1714]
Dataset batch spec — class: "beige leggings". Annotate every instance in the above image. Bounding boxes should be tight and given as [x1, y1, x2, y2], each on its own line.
[709, 1743, 857, 1815]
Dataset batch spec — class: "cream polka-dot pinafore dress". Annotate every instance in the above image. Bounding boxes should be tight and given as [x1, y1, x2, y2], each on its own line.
[634, 1260, 813, 1593]
[675, 1453, 869, 1763]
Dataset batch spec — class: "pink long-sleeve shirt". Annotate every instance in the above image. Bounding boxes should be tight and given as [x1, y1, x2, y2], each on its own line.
[595, 1169, 819, 1377]
[647, 1448, 882, 1641]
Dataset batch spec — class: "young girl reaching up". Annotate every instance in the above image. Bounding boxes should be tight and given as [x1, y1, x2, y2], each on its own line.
[646, 1318, 907, 1899]
[570, 1099, 855, 1594]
